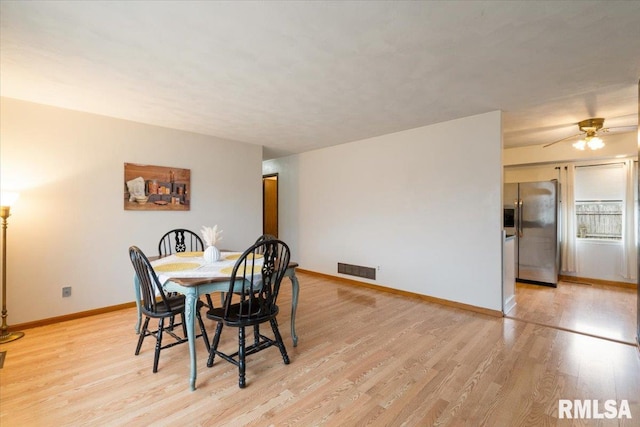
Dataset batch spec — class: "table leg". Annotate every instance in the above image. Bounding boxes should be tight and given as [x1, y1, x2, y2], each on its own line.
[133, 276, 142, 334]
[183, 290, 198, 391]
[287, 270, 299, 347]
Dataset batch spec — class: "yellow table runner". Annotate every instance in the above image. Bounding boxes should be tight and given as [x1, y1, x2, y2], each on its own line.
[219, 265, 263, 276]
[175, 251, 204, 258]
[154, 262, 201, 272]
[225, 253, 264, 261]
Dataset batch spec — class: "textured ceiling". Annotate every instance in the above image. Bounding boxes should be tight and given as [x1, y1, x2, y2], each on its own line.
[1, 1, 639, 159]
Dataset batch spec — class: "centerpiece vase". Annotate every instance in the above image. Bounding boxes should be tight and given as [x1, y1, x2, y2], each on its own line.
[204, 245, 221, 263]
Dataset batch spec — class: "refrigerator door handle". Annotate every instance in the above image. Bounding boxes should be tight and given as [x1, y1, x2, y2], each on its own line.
[518, 199, 524, 238]
[514, 199, 519, 236]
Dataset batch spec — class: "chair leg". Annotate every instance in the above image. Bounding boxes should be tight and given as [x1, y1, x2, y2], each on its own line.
[205, 294, 214, 309]
[207, 322, 224, 367]
[253, 324, 260, 346]
[238, 326, 246, 388]
[181, 312, 188, 338]
[135, 317, 150, 355]
[270, 318, 290, 365]
[196, 311, 210, 352]
[153, 318, 165, 373]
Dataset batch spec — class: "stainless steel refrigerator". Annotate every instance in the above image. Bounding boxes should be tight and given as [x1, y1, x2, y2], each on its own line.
[503, 180, 559, 287]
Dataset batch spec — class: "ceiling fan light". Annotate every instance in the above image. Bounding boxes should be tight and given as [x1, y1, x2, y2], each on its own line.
[587, 136, 604, 150]
[572, 139, 586, 150]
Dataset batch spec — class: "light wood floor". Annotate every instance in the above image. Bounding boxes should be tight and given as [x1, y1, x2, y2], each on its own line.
[507, 280, 637, 345]
[1, 272, 639, 426]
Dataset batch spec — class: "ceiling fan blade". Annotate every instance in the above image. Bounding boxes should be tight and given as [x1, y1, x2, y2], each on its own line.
[543, 133, 584, 148]
[607, 113, 637, 120]
[601, 125, 638, 133]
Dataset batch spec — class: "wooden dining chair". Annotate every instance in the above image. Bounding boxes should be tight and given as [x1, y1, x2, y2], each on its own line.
[158, 228, 215, 309]
[255, 234, 276, 244]
[129, 246, 210, 373]
[158, 228, 204, 256]
[206, 239, 291, 388]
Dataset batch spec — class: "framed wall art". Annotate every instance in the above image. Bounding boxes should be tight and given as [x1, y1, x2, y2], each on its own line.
[124, 163, 191, 211]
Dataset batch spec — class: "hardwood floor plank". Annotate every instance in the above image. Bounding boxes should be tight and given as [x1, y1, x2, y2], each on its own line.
[1, 272, 638, 426]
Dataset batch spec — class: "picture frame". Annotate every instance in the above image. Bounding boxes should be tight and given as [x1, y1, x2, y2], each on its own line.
[124, 163, 191, 211]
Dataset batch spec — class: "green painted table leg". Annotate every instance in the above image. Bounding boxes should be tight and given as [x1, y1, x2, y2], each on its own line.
[285, 265, 299, 347]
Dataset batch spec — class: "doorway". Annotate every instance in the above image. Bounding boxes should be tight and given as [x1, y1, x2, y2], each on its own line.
[263, 174, 278, 238]
[503, 165, 638, 346]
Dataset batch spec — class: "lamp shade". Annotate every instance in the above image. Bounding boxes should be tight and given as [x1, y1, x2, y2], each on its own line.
[572, 136, 605, 151]
[572, 140, 586, 150]
[586, 136, 604, 150]
[0, 191, 20, 207]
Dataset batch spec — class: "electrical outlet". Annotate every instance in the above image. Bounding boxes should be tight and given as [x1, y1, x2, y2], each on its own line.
[62, 286, 72, 298]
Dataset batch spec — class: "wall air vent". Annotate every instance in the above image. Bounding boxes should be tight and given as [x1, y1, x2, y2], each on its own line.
[338, 263, 376, 280]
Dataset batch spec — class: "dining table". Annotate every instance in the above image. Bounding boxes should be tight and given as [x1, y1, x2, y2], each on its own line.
[132, 250, 300, 391]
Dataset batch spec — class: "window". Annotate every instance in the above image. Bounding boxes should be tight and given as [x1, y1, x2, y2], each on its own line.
[574, 163, 624, 240]
[575, 201, 622, 239]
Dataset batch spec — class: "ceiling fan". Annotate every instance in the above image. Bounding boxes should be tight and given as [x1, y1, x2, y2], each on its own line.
[543, 117, 636, 150]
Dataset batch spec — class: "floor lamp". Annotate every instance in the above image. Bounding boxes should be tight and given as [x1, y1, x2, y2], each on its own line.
[1, 191, 24, 343]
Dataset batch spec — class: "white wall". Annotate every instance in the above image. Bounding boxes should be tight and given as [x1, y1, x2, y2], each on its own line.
[266, 111, 503, 311]
[574, 240, 628, 283]
[1, 98, 263, 324]
[504, 163, 560, 183]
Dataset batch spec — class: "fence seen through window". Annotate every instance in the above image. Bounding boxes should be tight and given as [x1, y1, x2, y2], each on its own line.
[575, 200, 622, 240]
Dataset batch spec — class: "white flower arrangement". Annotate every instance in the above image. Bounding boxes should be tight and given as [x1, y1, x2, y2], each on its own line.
[201, 225, 223, 247]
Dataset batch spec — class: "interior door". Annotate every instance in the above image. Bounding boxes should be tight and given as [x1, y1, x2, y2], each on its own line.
[263, 174, 278, 238]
